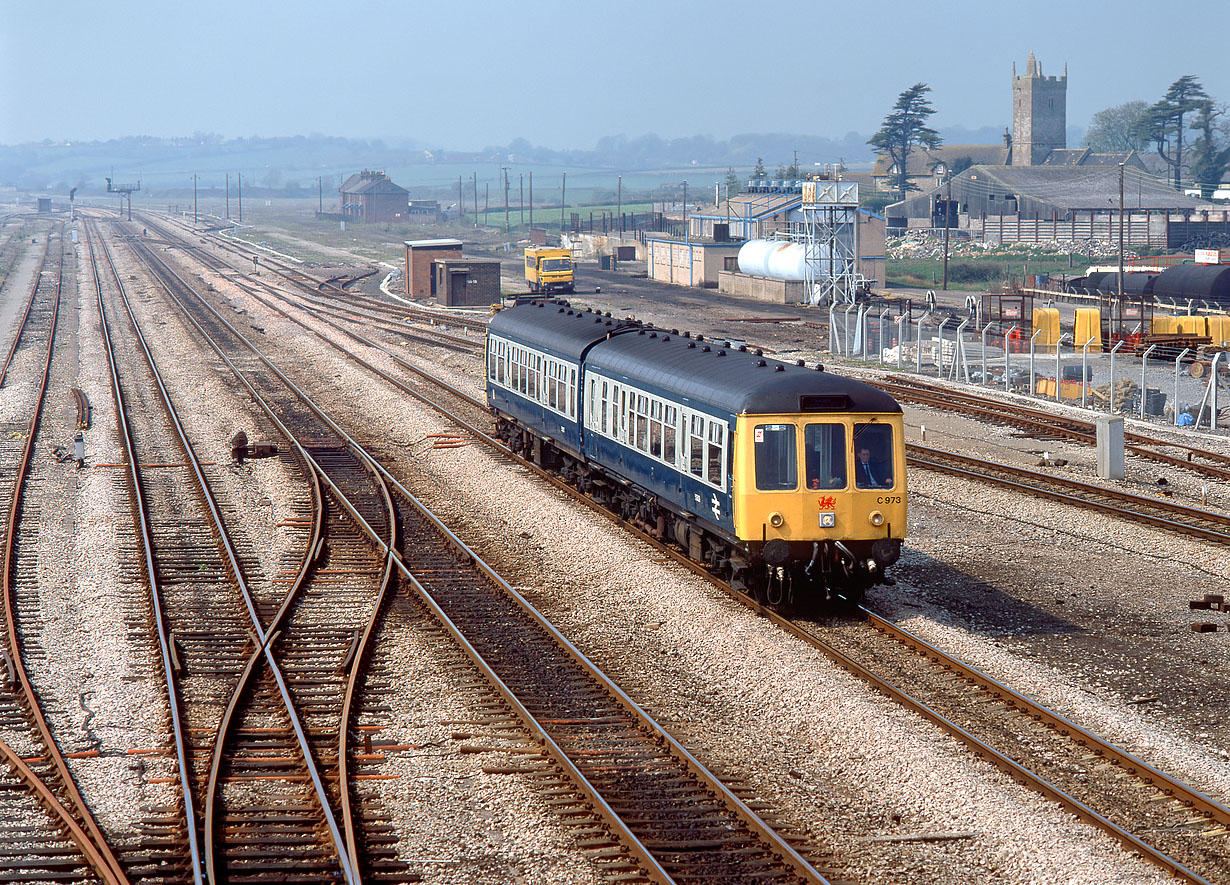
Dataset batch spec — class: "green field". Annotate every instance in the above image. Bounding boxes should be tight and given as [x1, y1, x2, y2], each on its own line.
[888, 254, 1096, 291]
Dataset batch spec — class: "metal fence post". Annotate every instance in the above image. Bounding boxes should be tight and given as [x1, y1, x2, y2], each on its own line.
[1210, 352, 1223, 430]
[843, 303, 857, 356]
[951, 318, 970, 381]
[916, 313, 928, 375]
[1081, 339, 1093, 409]
[859, 306, 870, 360]
[1109, 340, 1125, 413]
[877, 308, 890, 365]
[1174, 348, 1191, 426]
[1004, 324, 1018, 391]
[895, 314, 905, 370]
[980, 324, 991, 386]
[829, 304, 839, 354]
[1028, 329, 1043, 398]
[1055, 333, 1070, 402]
[936, 318, 951, 374]
[1139, 344, 1157, 419]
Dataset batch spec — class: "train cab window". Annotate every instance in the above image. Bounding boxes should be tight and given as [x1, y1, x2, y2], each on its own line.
[754, 424, 797, 491]
[804, 424, 847, 490]
[853, 423, 894, 490]
[689, 416, 704, 477]
[707, 422, 725, 487]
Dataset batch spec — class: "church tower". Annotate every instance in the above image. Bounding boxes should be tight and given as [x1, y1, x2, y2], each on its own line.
[1012, 52, 1066, 165]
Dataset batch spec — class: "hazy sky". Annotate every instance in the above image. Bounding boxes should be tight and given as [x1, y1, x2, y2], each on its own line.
[4, 0, 1228, 148]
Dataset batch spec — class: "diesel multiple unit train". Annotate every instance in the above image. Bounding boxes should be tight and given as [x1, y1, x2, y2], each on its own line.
[485, 300, 907, 608]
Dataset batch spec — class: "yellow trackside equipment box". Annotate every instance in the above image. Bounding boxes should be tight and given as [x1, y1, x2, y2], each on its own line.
[1075, 308, 1102, 352]
[1032, 307, 1061, 353]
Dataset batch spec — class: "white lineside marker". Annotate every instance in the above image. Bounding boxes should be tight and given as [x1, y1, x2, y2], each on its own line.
[921, 424, 926, 442]
[1203, 486, 1208, 507]
[1044, 451, 1051, 462]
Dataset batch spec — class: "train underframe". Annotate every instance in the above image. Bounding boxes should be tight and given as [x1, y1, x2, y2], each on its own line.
[497, 416, 893, 611]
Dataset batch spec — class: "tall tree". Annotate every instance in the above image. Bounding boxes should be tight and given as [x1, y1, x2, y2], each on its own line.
[1136, 75, 1210, 189]
[1189, 101, 1230, 199]
[1084, 100, 1150, 153]
[752, 157, 766, 179]
[724, 167, 742, 197]
[869, 83, 941, 202]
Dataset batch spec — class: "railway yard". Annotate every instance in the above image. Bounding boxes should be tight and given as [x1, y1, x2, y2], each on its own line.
[1, 208, 1229, 885]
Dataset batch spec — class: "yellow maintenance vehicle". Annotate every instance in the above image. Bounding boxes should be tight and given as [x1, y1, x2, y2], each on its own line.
[524, 247, 575, 295]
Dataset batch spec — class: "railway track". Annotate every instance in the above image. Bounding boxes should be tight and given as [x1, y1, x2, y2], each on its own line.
[124, 215, 837, 884]
[95, 220, 420, 883]
[0, 223, 129, 882]
[876, 375, 1230, 482]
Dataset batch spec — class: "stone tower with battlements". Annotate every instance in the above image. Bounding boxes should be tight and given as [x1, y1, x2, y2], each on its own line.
[1012, 52, 1066, 165]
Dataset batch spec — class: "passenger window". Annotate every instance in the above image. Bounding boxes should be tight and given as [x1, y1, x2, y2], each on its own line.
[689, 415, 704, 477]
[754, 424, 797, 491]
[804, 424, 847, 490]
[664, 406, 677, 464]
[853, 423, 894, 490]
[569, 369, 576, 417]
[707, 422, 725, 487]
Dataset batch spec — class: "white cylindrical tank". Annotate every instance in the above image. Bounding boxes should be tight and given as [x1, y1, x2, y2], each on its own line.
[738, 239, 830, 281]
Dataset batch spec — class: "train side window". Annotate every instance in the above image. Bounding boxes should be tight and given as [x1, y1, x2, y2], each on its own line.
[496, 342, 505, 385]
[548, 362, 558, 409]
[689, 415, 704, 477]
[635, 395, 648, 451]
[600, 381, 609, 434]
[853, 423, 894, 490]
[707, 421, 725, 488]
[754, 424, 797, 491]
[663, 406, 677, 465]
[649, 400, 662, 457]
[804, 424, 847, 490]
[568, 368, 576, 417]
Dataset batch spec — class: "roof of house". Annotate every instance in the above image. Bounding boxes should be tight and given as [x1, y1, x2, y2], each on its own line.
[872, 144, 1011, 177]
[340, 170, 408, 196]
[888, 164, 1211, 215]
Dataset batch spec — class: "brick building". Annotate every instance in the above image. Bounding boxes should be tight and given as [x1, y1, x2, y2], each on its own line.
[340, 170, 408, 223]
[404, 239, 462, 298]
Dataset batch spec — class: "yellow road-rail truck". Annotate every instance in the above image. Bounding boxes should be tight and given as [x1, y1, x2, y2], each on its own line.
[524, 247, 575, 294]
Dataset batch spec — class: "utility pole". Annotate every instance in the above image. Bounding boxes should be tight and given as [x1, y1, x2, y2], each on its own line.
[942, 170, 951, 290]
[238, 172, 243, 223]
[682, 180, 688, 235]
[617, 175, 622, 235]
[529, 172, 533, 230]
[458, 175, 464, 223]
[560, 172, 566, 233]
[318, 176, 322, 214]
[502, 166, 510, 233]
[484, 183, 489, 227]
[1117, 162, 1125, 299]
[472, 172, 478, 227]
[519, 173, 524, 229]
[193, 174, 197, 226]
[226, 173, 230, 219]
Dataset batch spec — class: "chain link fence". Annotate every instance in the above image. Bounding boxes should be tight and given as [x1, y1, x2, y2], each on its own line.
[828, 304, 1230, 432]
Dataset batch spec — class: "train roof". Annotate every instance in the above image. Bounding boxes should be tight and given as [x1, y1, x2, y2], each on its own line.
[1152, 264, 1230, 302]
[588, 326, 899, 417]
[489, 300, 900, 416]
[488, 300, 626, 361]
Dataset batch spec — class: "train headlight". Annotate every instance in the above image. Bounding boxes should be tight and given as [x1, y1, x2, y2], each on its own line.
[869, 510, 885, 527]
[769, 511, 784, 528]
[818, 512, 836, 528]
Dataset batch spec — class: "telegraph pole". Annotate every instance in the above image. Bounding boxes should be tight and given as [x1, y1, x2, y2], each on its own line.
[226, 173, 230, 219]
[560, 172, 566, 233]
[617, 175, 622, 234]
[472, 172, 478, 227]
[193, 174, 197, 226]
[1117, 162, 1125, 299]
[458, 175, 463, 223]
[318, 176, 323, 214]
[942, 170, 951, 290]
[502, 166, 510, 233]
[238, 172, 243, 223]
[529, 172, 533, 230]
[519, 173, 524, 228]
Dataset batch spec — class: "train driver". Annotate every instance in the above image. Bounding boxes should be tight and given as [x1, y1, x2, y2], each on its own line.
[855, 445, 890, 490]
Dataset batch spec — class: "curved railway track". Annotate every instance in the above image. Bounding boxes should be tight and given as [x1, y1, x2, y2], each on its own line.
[0, 223, 129, 882]
[118, 214, 837, 884]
